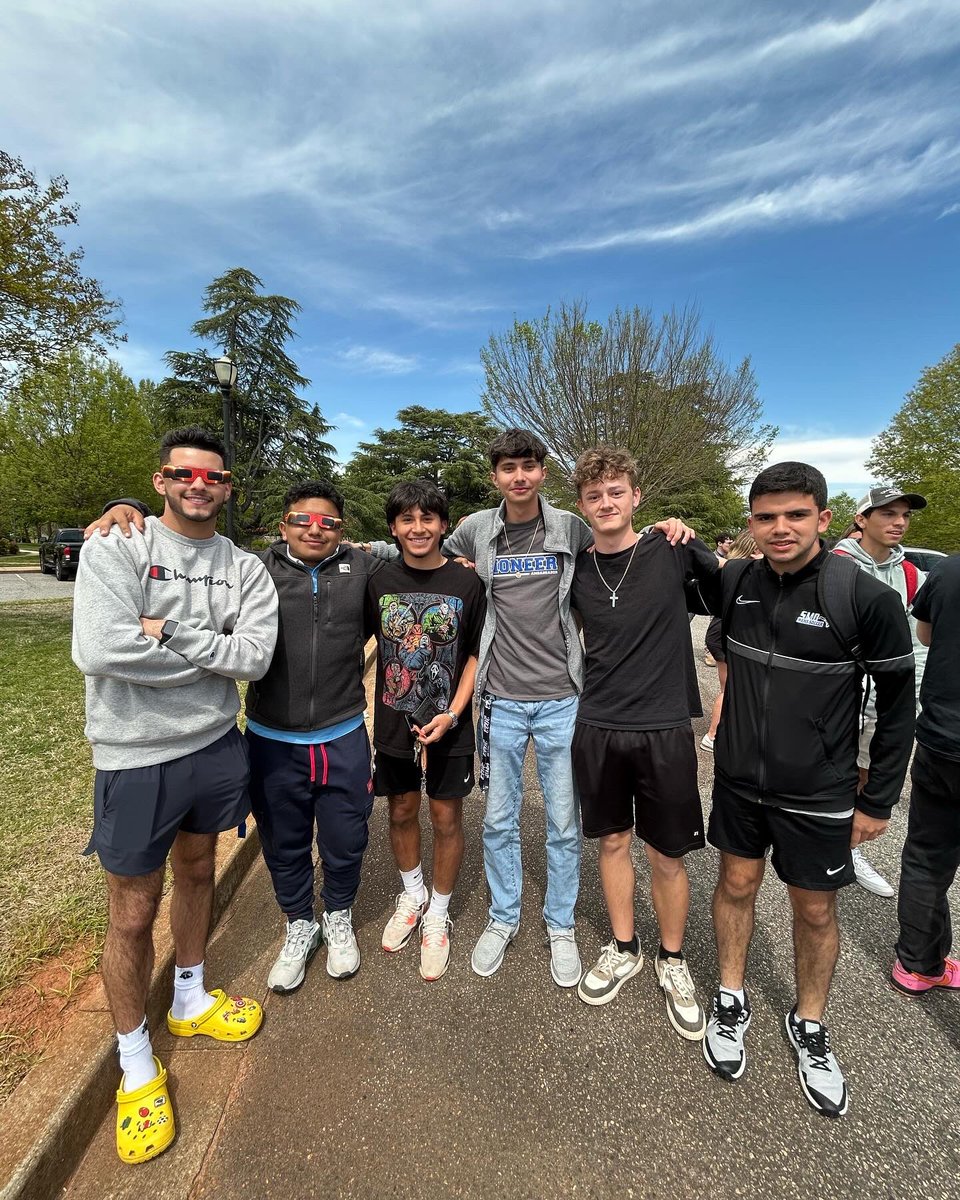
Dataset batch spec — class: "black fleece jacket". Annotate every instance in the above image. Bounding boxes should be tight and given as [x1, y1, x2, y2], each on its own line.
[245, 541, 383, 733]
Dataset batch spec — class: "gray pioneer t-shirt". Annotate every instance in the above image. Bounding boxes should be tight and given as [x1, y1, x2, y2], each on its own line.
[485, 515, 574, 701]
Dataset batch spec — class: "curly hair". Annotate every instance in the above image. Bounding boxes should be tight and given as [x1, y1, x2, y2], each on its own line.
[572, 445, 638, 494]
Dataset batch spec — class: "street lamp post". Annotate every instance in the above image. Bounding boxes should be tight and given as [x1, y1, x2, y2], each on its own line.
[212, 355, 238, 542]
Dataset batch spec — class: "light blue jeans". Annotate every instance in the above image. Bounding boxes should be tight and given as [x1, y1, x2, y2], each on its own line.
[483, 694, 582, 930]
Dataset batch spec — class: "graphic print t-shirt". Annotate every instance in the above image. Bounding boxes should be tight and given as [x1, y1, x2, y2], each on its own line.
[485, 514, 574, 701]
[366, 558, 486, 757]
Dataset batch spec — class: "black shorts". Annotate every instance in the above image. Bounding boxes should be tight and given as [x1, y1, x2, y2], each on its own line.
[86, 726, 251, 877]
[704, 617, 725, 663]
[572, 723, 705, 857]
[707, 781, 855, 891]
[373, 750, 475, 801]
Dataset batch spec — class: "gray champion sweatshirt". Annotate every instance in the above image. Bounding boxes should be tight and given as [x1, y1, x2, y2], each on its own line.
[72, 518, 279, 769]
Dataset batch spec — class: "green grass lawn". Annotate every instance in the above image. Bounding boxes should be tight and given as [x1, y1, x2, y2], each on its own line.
[0, 600, 105, 1098]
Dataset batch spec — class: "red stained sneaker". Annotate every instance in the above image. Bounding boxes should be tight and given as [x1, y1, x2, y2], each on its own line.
[891, 956, 960, 996]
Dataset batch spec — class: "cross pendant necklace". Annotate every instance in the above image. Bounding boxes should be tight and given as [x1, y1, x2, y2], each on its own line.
[593, 538, 639, 608]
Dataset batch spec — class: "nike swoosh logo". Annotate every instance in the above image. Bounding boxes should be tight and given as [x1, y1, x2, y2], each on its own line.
[464, 774, 471, 784]
[826, 865, 845, 875]
[735, 595, 759, 605]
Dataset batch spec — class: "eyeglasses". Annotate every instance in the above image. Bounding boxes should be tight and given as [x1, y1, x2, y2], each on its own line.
[283, 511, 343, 530]
[161, 465, 232, 485]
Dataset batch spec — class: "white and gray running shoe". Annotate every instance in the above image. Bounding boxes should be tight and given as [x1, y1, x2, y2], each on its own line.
[267, 918, 322, 994]
[322, 908, 360, 979]
[703, 990, 752, 1080]
[654, 955, 706, 1041]
[851, 846, 894, 898]
[577, 939, 643, 1006]
[785, 1008, 849, 1119]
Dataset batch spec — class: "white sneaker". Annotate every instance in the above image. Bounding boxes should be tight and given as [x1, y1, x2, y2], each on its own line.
[420, 912, 452, 981]
[322, 908, 360, 978]
[851, 846, 894, 898]
[267, 918, 322, 994]
[700, 733, 715, 752]
[577, 940, 643, 1006]
[382, 891, 428, 952]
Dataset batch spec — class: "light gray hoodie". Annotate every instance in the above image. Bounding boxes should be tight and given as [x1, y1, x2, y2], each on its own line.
[833, 537, 926, 704]
[72, 518, 278, 769]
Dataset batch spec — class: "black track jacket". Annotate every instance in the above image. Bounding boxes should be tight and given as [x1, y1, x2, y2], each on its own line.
[716, 545, 915, 819]
[245, 542, 383, 733]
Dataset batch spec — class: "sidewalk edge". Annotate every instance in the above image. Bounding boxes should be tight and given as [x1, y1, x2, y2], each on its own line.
[0, 826, 262, 1200]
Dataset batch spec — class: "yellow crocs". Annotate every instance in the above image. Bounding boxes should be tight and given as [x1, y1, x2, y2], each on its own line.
[166, 989, 263, 1042]
[116, 1057, 175, 1164]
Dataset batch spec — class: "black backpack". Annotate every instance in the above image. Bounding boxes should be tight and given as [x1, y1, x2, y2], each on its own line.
[720, 553, 866, 672]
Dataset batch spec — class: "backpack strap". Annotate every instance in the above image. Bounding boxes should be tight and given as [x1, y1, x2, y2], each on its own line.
[817, 552, 865, 671]
[902, 559, 919, 606]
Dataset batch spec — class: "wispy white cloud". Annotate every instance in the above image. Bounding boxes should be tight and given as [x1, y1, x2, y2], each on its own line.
[334, 412, 366, 429]
[333, 346, 420, 375]
[939, 202, 960, 218]
[762, 433, 877, 493]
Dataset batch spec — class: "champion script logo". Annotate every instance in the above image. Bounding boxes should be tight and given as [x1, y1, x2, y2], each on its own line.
[735, 595, 759, 605]
[149, 564, 233, 588]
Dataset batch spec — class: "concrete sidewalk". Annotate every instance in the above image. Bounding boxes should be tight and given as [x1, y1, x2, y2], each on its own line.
[17, 626, 960, 1198]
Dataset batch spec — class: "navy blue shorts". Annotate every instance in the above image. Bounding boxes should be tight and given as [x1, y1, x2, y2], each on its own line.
[85, 726, 250, 877]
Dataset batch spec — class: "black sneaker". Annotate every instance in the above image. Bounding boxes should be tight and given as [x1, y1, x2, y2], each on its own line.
[785, 1008, 849, 1119]
[702, 989, 751, 1080]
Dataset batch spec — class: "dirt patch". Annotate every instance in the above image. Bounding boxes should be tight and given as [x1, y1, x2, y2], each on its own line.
[0, 936, 103, 1105]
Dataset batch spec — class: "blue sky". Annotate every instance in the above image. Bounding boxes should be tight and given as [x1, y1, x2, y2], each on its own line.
[3, 0, 959, 495]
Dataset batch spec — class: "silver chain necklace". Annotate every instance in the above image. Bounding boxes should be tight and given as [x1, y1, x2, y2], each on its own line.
[502, 516, 541, 556]
[593, 538, 639, 608]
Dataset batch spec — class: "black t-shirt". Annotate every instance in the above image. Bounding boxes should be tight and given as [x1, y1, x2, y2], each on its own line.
[570, 533, 721, 730]
[365, 558, 486, 757]
[912, 554, 960, 762]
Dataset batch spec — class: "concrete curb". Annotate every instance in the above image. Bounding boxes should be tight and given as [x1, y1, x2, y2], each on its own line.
[0, 826, 262, 1200]
[0, 646, 378, 1198]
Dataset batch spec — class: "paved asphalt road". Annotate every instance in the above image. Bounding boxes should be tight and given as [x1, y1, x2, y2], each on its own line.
[62, 619, 960, 1199]
[0, 571, 74, 602]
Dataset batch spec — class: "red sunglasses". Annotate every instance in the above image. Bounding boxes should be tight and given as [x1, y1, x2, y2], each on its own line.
[283, 511, 343, 530]
[161, 465, 232, 485]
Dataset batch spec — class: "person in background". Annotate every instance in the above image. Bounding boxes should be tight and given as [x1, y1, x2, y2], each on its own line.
[833, 487, 929, 899]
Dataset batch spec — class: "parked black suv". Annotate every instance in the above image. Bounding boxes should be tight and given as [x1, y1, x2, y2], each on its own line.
[38, 529, 84, 580]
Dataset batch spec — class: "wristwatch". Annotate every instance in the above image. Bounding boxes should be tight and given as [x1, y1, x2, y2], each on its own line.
[159, 619, 179, 646]
[444, 709, 459, 728]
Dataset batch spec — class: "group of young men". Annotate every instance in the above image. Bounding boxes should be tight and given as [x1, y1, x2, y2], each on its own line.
[74, 425, 959, 1163]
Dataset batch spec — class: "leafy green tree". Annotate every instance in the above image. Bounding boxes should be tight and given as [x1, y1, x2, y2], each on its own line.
[157, 268, 335, 541]
[866, 344, 960, 552]
[340, 406, 500, 540]
[480, 301, 775, 513]
[826, 491, 857, 539]
[0, 351, 155, 536]
[0, 151, 123, 393]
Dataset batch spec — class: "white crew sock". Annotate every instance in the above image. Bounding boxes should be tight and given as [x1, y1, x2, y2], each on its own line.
[720, 986, 746, 1005]
[171, 961, 216, 1021]
[117, 1018, 157, 1092]
[426, 888, 451, 920]
[400, 864, 427, 905]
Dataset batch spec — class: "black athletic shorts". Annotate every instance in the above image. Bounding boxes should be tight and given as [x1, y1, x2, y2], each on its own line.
[708, 781, 856, 891]
[373, 750, 475, 801]
[704, 617, 725, 663]
[572, 723, 705, 857]
[86, 726, 251, 877]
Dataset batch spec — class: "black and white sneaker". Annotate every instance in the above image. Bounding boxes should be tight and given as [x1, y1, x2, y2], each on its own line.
[703, 990, 752, 1080]
[785, 1008, 849, 1119]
